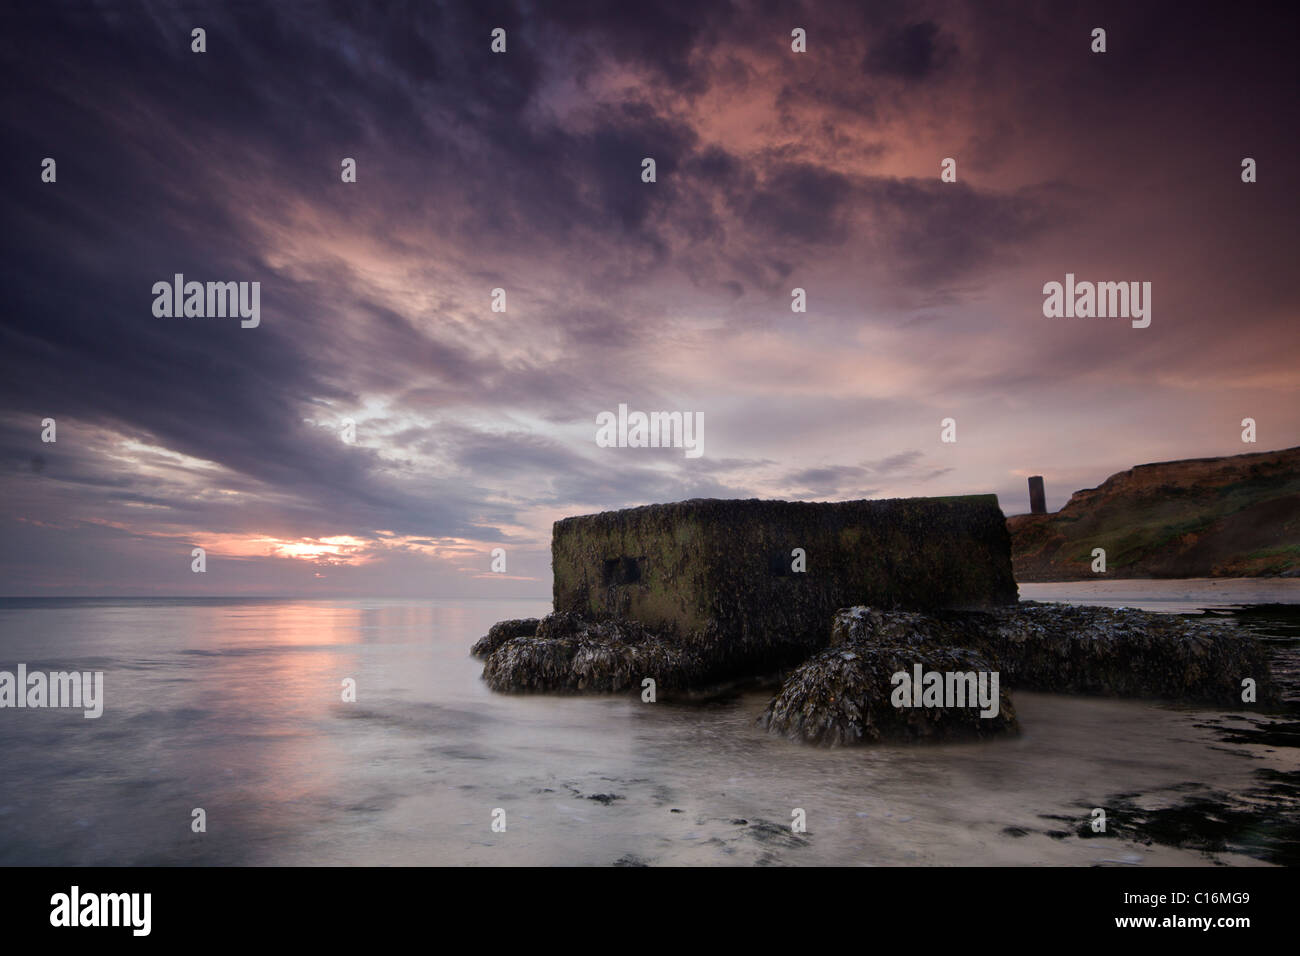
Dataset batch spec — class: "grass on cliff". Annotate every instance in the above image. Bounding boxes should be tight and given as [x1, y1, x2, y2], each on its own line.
[1061, 471, 1300, 571]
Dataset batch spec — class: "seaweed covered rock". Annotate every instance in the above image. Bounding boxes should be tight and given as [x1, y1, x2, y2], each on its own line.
[827, 602, 1277, 707]
[470, 618, 541, 658]
[481, 613, 706, 693]
[830, 606, 950, 648]
[760, 644, 1017, 746]
[983, 602, 1277, 706]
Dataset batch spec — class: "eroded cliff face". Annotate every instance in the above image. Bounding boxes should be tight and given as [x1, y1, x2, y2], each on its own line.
[1008, 446, 1300, 581]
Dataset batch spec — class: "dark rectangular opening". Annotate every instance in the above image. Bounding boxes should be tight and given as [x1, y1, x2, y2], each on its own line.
[602, 556, 643, 586]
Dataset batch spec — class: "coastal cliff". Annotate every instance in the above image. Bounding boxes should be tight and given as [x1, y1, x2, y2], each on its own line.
[1008, 446, 1300, 581]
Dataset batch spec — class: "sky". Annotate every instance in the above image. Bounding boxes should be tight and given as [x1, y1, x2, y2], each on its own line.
[1, 0, 1296, 597]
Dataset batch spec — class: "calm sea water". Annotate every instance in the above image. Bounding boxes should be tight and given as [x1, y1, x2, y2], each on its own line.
[1, 580, 1297, 866]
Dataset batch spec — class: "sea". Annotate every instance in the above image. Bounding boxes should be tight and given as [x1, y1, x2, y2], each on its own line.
[1, 579, 1297, 866]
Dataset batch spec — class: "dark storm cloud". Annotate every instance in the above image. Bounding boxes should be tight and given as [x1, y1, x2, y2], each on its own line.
[858, 179, 1053, 286]
[863, 21, 957, 80]
[537, 0, 738, 92]
[782, 464, 870, 494]
[865, 451, 924, 473]
[1, 0, 1296, 594]
[0, 0, 608, 544]
[744, 162, 854, 244]
[778, 451, 948, 497]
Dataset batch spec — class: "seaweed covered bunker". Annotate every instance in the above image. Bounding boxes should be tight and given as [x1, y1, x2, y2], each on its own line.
[550, 496, 1019, 669]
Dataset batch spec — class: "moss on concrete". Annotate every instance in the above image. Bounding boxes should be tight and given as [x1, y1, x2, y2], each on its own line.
[551, 496, 1018, 672]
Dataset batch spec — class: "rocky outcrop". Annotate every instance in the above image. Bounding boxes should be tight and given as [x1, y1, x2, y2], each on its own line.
[480, 613, 706, 693]
[1008, 445, 1300, 580]
[470, 618, 542, 658]
[760, 643, 1017, 745]
[476, 601, 1275, 716]
[826, 602, 1277, 708]
[980, 602, 1276, 705]
[756, 602, 1275, 745]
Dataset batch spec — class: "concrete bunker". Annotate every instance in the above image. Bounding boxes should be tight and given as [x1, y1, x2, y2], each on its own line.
[551, 495, 1019, 669]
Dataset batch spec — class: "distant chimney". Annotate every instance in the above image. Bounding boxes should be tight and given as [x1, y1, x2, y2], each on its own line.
[1028, 476, 1046, 514]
